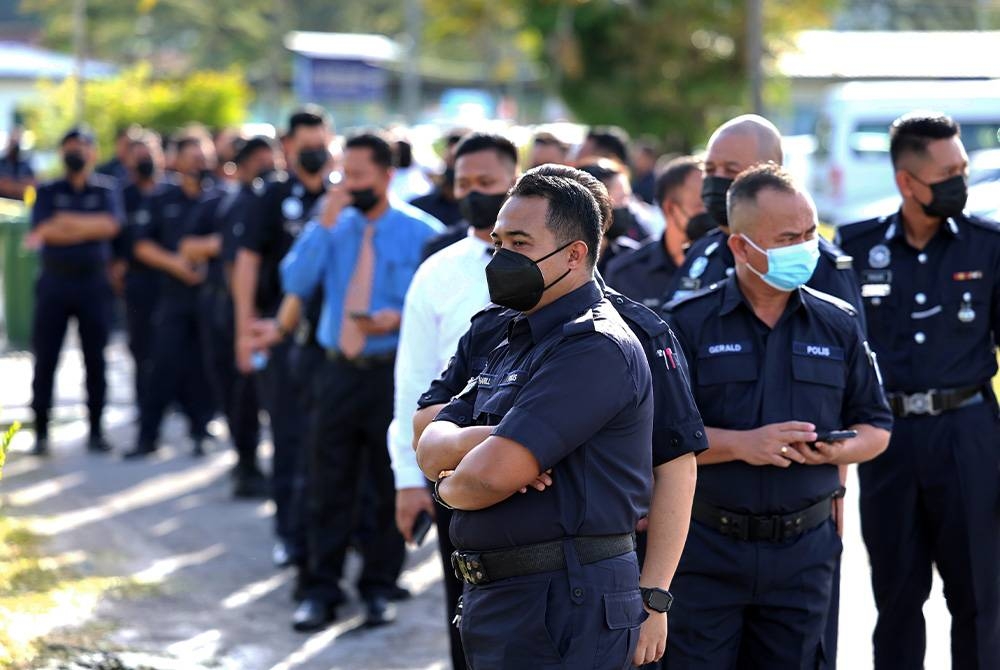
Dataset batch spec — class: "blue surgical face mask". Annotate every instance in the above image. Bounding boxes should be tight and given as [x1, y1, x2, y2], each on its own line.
[741, 234, 820, 292]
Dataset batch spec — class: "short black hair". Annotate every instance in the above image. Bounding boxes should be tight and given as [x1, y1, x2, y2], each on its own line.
[61, 126, 95, 146]
[174, 136, 202, 156]
[577, 158, 627, 187]
[288, 105, 331, 137]
[234, 136, 275, 165]
[509, 168, 602, 267]
[585, 126, 631, 165]
[889, 112, 960, 169]
[654, 155, 701, 206]
[727, 163, 798, 231]
[345, 133, 394, 170]
[454, 132, 518, 167]
[532, 163, 613, 234]
[395, 140, 413, 169]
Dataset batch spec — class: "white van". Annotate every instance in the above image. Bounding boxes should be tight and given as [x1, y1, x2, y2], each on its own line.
[810, 79, 1000, 224]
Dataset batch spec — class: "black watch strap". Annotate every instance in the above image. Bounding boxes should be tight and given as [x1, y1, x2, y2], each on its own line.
[640, 587, 673, 613]
[433, 474, 457, 511]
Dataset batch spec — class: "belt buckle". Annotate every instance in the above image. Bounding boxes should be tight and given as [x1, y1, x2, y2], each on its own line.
[452, 552, 488, 586]
[904, 391, 940, 416]
[751, 515, 781, 542]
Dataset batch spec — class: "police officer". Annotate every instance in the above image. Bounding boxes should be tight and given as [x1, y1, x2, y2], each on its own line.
[604, 156, 710, 310]
[416, 170, 658, 669]
[96, 124, 136, 185]
[28, 127, 121, 456]
[113, 132, 164, 412]
[836, 112, 1000, 670]
[665, 115, 864, 320]
[413, 164, 704, 668]
[0, 126, 35, 200]
[662, 164, 892, 669]
[253, 133, 443, 631]
[189, 136, 276, 497]
[232, 108, 331, 567]
[126, 135, 217, 458]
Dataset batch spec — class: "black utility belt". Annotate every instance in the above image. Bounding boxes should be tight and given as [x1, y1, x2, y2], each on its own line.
[451, 533, 636, 586]
[692, 491, 842, 543]
[42, 259, 105, 277]
[887, 384, 985, 418]
[324, 349, 395, 369]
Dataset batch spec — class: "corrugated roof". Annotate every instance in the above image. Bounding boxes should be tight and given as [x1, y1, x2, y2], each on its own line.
[775, 31, 1000, 80]
[0, 41, 116, 80]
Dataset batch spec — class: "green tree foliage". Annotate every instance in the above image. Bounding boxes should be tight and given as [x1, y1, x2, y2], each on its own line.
[23, 64, 249, 155]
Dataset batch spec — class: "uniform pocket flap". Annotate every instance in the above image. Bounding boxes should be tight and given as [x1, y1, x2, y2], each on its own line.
[603, 590, 647, 631]
[697, 355, 758, 385]
[791, 356, 845, 388]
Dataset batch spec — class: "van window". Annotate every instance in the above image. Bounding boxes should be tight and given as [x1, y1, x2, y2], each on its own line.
[848, 121, 1000, 158]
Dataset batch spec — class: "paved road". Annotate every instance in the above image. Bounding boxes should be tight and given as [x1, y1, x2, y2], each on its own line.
[0, 335, 951, 669]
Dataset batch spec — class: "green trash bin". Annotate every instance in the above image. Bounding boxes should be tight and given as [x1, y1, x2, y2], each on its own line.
[1, 198, 36, 351]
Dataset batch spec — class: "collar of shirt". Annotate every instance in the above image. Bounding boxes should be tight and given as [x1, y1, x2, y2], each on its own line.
[883, 209, 962, 243]
[651, 233, 679, 271]
[718, 275, 805, 321]
[513, 279, 604, 343]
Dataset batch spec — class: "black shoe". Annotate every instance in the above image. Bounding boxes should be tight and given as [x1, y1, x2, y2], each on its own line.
[272, 540, 295, 568]
[87, 436, 113, 453]
[31, 438, 50, 457]
[292, 598, 336, 632]
[191, 439, 206, 458]
[232, 470, 269, 499]
[123, 442, 157, 460]
[363, 596, 396, 628]
[387, 585, 412, 602]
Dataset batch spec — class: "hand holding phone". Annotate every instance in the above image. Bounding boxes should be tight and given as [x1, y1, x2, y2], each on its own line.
[809, 429, 858, 449]
[411, 510, 433, 547]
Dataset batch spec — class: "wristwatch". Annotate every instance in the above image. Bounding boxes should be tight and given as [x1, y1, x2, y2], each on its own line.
[640, 587, 674, 613]
[433, 472, 457, 511]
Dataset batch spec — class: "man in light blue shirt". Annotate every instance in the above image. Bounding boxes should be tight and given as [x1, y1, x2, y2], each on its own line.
[254, 133, 442, 632]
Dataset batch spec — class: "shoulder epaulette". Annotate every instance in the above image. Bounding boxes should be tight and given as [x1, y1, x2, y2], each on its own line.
[563, 308, 597, 337]
[818, 237, 854, 270]
[801, 285, 858, 317]
[965, 214, 1000, 234]
[663, 282, 723, 312]
[835, 216, 887, 243]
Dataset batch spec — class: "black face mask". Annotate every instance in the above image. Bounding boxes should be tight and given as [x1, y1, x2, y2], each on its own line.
[685, 211, 718, 243]
[63, 151, 86, 174]
[485, 242, 573, 312]
[607, 207, 635, 239]
[350, 187, 381, 213]
[460, 191, 506, 230]
[136, 159, 155, 179]
[701, 175, 733, 228]
[912, 173, 968, 219]
[298, 148, 329, 175]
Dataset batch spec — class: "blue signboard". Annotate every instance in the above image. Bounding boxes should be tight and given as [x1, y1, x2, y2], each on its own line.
[293, 54, 388, 103]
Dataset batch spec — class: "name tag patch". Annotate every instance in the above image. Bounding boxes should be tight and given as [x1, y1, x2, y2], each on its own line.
[793, 342, 844, 360]
[476, 373, 495, 388]
[700, 341, 751, 357]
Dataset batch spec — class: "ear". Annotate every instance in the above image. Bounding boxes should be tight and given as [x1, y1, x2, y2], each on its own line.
[895, 169, 914, 200]
[728, 232, 750, 265]
[567, 240, 589, 269]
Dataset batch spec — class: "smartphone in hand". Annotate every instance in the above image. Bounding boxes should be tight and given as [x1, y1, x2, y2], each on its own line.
[809, 429, 858, 450]
[411, 510, 433, 546]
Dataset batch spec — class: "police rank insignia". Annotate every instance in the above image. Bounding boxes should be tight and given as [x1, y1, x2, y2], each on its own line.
[282, 197, 303, 221]
[868, 244, 891, 269]
[690, 256, 709, 279]
[958, 291, 976, 323]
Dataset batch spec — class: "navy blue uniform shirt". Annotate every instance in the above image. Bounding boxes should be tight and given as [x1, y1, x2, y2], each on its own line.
[604, 234, 681, 310]
[31, 175, 122, 266]
[665, 229, 866, 328]
[665, 278, 892, 515]
[0, 155, 34, 180]
[836, 212, 1000, 393]
[436, 280, 655, 551]
[239, 173, 325, 317]
[111, 181, 162, 270]
[420, 276, 707, 467]
[134, 183, 216, 308]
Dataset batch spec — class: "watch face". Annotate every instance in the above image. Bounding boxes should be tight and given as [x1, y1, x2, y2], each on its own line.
[644, 588, 673, 612]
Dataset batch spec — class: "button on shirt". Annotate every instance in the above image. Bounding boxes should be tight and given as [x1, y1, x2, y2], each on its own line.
[31, 176, 122, 266]
[388, 232, 493, 489]
[604, 234, 681, 310]
[280, 202, 444, 354]
[837, 212, 1000, 392]
[420, 274, 708, 466]
[665, 278, 892, 515]
[436, 281, 654, 551]
[665, 230, 867, 326]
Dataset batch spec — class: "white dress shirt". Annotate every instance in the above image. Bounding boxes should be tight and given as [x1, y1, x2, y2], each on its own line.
[388, 231, 494, 489]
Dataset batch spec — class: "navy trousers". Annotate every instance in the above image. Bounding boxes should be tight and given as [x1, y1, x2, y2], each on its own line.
[123, 270, 159, 409]
[459, 547, 646, 670]
[664, 520, 840, 670]
[31, 271, 112, 440]
[859, 400, 1000, 670]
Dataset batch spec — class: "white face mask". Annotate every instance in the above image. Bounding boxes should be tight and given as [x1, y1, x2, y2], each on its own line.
[741, 234, 820, 292]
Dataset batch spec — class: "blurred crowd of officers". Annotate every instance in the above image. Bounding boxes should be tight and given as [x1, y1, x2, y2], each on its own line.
[15, 104, 1000, 670]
